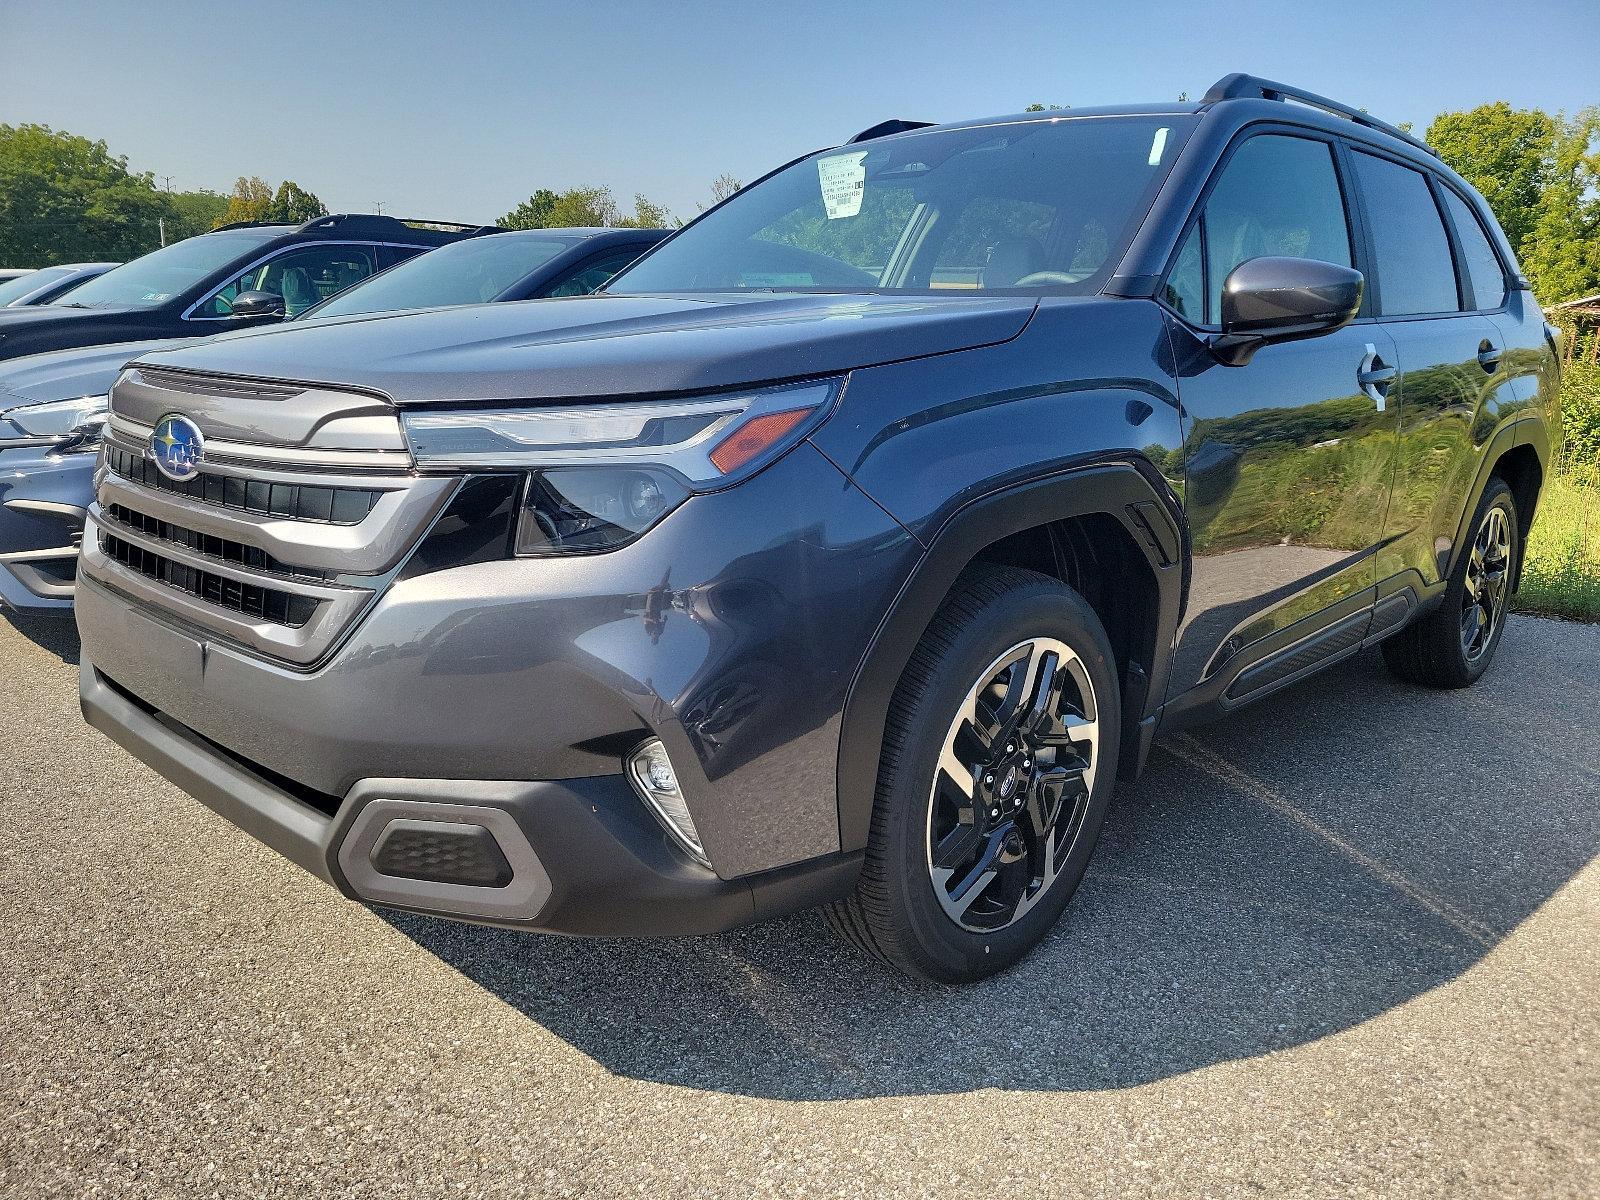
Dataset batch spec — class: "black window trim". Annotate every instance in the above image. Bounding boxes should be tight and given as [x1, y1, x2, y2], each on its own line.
[1154, 121, 1365, 334]
[1432, 179, 1515, 316]
[180, 240, 427, 323]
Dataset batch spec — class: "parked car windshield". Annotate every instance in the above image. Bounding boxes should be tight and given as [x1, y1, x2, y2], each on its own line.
[0, 267, 67, 305]
[49, 232, 274, 310]
[608, 115, 1192, 296]
[306, 234, 574, 319]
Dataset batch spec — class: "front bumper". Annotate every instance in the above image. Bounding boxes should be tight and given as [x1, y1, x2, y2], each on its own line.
[80, 659, 863, 934]
[74, 441, 917, 931]
[0, 444, 94, 611]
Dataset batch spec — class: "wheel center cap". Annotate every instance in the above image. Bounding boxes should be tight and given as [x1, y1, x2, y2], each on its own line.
[998, 764, 1023, 798]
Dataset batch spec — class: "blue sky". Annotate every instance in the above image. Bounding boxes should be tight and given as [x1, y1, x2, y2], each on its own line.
[4, 1, 1597, 226]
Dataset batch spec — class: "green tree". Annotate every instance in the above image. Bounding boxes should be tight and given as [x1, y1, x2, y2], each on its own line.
[615, 193, 676, 228]
[271, 180, 327, 223]
[220, 176, 275, 225]
[218, 176, 325, 226]
[1518, 108, 1600, 303]
[1429, 102, 1600, 302]
[162, 189, 230, 240]
[499, 188, 559, 229]
[0, 123, 167, 265]
[499, 186, 623, 228]
[544, 186, 619, 227]
[1427, 102, 1556, 253]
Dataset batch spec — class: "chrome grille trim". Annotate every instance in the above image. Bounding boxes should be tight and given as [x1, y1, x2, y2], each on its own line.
[108, 413, 412, 471]
[86, 371, 462, 668]
[83, 514, 374, 664]
[102, 503, 334, 584]
[97, 464, 457, 577]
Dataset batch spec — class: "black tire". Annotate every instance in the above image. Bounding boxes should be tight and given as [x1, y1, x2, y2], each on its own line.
[826, 566, 1121, 984]
[1381, 478, 1518, 689]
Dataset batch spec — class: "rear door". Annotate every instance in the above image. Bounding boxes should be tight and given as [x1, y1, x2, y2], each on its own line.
[1345, 147, 1508, 601]
[1162, 130, 1398, 701]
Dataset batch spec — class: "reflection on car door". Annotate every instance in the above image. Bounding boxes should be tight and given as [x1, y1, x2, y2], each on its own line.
[1162, 131, 1398, 701]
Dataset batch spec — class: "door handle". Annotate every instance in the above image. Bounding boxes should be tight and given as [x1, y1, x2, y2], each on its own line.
[1477, 339, 1503, 372]
[1357, 343, 1396, 410]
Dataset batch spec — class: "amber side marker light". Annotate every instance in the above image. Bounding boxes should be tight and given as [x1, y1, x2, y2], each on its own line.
[709, 407, 816, 476]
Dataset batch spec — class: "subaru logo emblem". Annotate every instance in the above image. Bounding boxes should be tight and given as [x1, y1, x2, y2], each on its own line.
[150, 413, 204, 481]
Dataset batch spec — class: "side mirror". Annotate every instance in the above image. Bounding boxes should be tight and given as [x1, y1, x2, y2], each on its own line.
[1212, 257, 1363, 366]
[228, 290, 286, 320]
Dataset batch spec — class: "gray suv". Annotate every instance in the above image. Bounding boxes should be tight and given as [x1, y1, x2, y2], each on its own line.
[75, 75, 1559, 983]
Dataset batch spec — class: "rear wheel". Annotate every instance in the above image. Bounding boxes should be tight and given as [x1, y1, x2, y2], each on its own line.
[827, 567, 1120, 984]
[1382, 478, 1518, 689]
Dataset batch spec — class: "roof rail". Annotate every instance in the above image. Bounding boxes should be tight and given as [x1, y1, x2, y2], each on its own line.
[211, 219, 285, 231]
[1203, 73, 1439, 159]
[290, 213, 490, 237]
[847, 119, 935, 145]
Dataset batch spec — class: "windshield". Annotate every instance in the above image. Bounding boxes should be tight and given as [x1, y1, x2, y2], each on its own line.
[609, 115, 1192, 296]
[0, 267, 68, 305]
[306, 235, 573, 319]
[52, 233, 274, 310]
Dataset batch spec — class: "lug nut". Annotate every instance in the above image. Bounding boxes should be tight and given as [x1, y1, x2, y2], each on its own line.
[990, 807, 1000, 818]
[1005, 743, 1015, 754]
[984, 774, 995, 785]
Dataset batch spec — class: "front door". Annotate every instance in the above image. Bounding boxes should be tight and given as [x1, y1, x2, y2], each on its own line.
[1161, 130, 1398, 698]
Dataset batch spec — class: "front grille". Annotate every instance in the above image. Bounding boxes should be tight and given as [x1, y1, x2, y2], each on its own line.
[104, 503, 333, 582]
[106, 444, 381, 525]
[99, 531, 318, 627]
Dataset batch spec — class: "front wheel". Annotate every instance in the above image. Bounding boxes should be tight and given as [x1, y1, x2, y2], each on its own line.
[826, 567, 1120, 984]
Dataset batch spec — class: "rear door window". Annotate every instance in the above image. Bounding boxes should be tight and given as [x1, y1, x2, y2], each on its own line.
[1350, 152, 1460, 316]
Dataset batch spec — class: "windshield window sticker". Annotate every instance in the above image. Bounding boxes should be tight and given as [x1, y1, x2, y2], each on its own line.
[1148, 127, 1170, 167]
[818, 152, 869, 220]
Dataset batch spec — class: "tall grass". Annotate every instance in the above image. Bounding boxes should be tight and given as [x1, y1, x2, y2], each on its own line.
[1517, 357, 1600, 621]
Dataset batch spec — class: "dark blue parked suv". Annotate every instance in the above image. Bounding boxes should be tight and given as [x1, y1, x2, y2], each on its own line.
[76, 77, 1559, 982]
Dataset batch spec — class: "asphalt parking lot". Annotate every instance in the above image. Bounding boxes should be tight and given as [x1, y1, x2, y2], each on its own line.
[1, 611, 1596, 1199]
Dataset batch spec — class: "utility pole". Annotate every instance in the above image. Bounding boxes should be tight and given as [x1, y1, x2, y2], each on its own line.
[161, 175, 175, 192]
[158, 217, 166, 247]
[374, 201, 385, 215]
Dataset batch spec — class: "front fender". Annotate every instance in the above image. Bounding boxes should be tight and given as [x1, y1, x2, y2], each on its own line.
[834, 459, 1186, 852]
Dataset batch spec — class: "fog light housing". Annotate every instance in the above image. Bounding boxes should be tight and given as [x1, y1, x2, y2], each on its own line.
[626, 738, 710, 868]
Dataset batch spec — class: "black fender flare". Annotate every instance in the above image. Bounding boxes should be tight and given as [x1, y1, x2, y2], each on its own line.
[834, 457, 1187, 852]
[1442, 415, 1549, 592]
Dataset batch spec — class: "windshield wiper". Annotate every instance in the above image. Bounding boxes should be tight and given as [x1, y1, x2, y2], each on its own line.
[50, 302, 90, 309]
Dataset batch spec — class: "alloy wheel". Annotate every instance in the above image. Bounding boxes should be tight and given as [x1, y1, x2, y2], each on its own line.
[1461, 505, 1511, 663]
[925, 638, 1099, 932]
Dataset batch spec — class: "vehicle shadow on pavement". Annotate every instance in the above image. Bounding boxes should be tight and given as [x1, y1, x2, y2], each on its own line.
[2, 611, 80, 665]
[391, 617, 1600, 1099]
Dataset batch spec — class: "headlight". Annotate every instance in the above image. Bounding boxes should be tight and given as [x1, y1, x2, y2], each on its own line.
[401, 379, 840, 555]
[4, 393, 109, 453]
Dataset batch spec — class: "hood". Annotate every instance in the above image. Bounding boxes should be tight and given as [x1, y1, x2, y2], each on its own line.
[0, 338, 184, 414]
[133, 292, 1038, 405]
